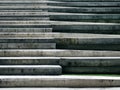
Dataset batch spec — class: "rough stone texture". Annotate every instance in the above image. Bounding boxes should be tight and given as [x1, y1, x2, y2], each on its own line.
[56, 38, 120, 50]
[0, 32, 120, 38]
[0, 65, 62, 75]
[0, 57, 59, 65]
[0, 43, 56, 49]
[0, 49, 120, 57]
[1, 88, 120, 90]
[0, 38, 55, 43]
[49, 0, 120, 2]
[63, 67, 120, 74]
[59, 57, 120, 67]
[0, 28, 52, 32]
[0, 76, 120, 87]
[48, 2, 120, 7]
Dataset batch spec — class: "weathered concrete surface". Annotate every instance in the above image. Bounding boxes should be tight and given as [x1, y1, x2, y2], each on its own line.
[48, 2, 120, 7]
[1, 32, 120, 50]
[60, 57, 120, 67]
[0, 1, 120, 7]
[49, 0, 120, 2]
[0, 75, 120, 87]
[0, 28, 52, 32]
[50, 13, 120, 21]
[0, 43, 56, 49]
[63, 67, 120, 74]
[56, 38, 120, 50]
[0, 12, 49, 16]
[1, 88, 120, 90]
[0, 57, 120, 66]
[0, 12, 120, 20]
[0, 6, 119, 13]
[0, 17, 49, 20]
[0, 32, 120, 38]
[0, 57, 59, 65]
[0, 49, 120, 57]
[0, 21, 119, 34]
[0, 65, 62, 75]
[0, 38, 55, 43]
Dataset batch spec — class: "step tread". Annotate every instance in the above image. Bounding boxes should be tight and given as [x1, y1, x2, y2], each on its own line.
[0, 75, 119, 87]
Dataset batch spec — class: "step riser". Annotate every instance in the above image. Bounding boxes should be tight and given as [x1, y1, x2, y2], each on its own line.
[0, 43, 56, 49]
[0, 15, 120, 21]
[0, 58, 59, 65]
[63, 67, 120, 74]
[48, 2, 120, 7]
[50, 14, 120, 21]
[48, 8, 120, 13]
[60, 58, 120, 67]
[0, 28, 52, 32]
[0, 50, 120, 57]
[0, 25, 51, 28]
[0, 39, 54, 43]
[0, 17, 49, 20]
[0, 57, 120, 67]
[57, 44, 120, 51]
[53, 25, 120, 34]
[0, 66, 62, 75]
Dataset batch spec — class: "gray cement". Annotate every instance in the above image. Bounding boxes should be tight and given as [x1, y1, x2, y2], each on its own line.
[0, 49, 120, 57]
[0, 43, 56, 49]
[0, 65, 62, 75]
[0, 28, 52, 32]
[1, 88, 120, 90]
[0, 75, 120, 87]
[63, 67, 120, 74]
[0, 57, 60, 65]
[49, 0, 120, 2]
[60, 57, 120, 67]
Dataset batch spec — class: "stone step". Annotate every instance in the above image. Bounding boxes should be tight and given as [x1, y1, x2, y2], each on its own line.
[0, 6, 119, 13]
[63, 67, 120, 74]
[60, 57, 120, 67]
[55, 36, 120, 50]
[0, 38, 55, 49]
[0, 12, 120, 21]
[0, 57, 119, 67]
[0, 32, 119, 38]
[49, 13, 120, 21]
[0, 1, 120, 7]
[1, 88, 120, 90]
[47, 2, 120, 7]
[0, 75, 119, 87]
[0, 57, 59, 65]
[0, 0, 49, 3]
[0, 32, 120, 50]
[50, 21, 120, 34]
[0, 21, 119, 34]
[49, 0, 120, 2]
[0, 28, 52, 32]
[0, 0, 119, 2]
[0, 49, 120, 57]
[0, 65, 62, 75]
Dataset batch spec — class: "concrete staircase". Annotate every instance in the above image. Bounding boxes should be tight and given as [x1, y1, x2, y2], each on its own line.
[0, 0, 120, 88]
